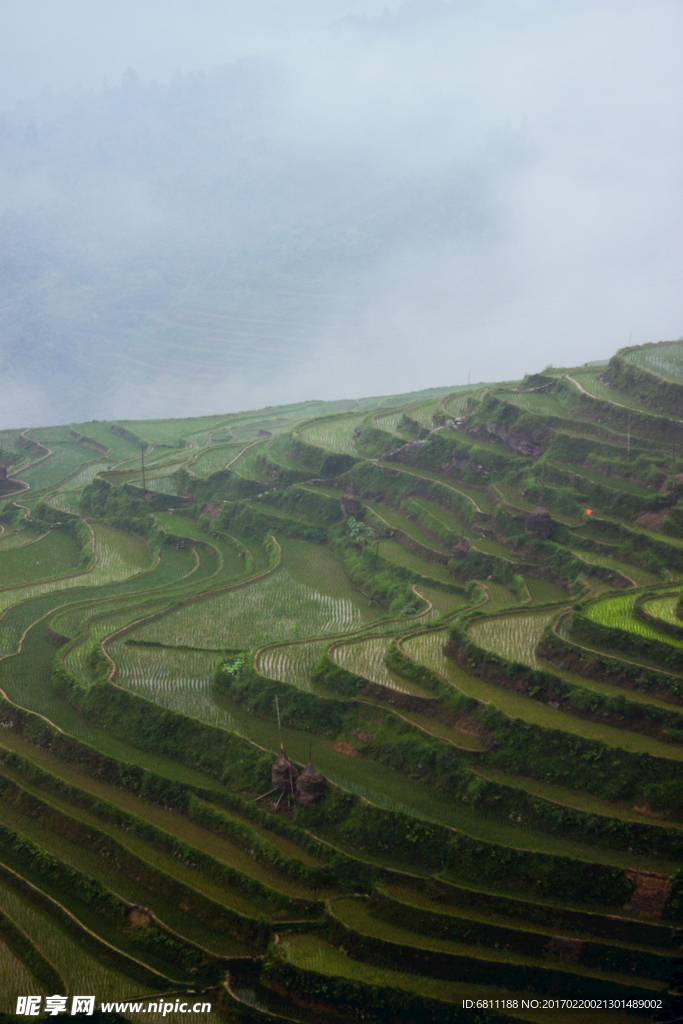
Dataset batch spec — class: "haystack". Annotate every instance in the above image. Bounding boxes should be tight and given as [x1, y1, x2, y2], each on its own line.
[524, 505, 554, 540]
[271, 745, 299, 794]
[450, 537, 471, 559]
[340, 494, 361, 517]
[295, 762, 327, 807]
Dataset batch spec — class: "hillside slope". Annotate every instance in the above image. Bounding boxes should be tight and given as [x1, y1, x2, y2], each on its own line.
[0, 339, 682, 1023]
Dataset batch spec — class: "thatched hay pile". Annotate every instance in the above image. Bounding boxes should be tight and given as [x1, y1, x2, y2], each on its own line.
[295, 762, 327, 807]
[524, 505, 555, 540]
[271, 746, 299, 794]
[340, 494, 361, 517]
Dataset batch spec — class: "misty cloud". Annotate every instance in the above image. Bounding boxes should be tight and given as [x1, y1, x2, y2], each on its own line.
[0, 0, 681, 426]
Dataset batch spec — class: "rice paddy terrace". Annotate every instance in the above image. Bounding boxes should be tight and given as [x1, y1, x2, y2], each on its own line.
[0, 340, 683, 1022]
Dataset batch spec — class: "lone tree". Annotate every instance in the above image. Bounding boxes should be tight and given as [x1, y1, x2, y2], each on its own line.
[347, 516, 375, 549]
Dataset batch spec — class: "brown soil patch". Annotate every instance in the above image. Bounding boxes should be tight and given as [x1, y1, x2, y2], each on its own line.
[448, 714, 492, 745]
[202, 503, 221, 521]
[636, 508, 670, 532]
[632, 804, 669, 820]
[333, 741, 361, 757]
[351, 729, 374, 743]
[623, 870, 671, 917]
[128, 907, 152, 928]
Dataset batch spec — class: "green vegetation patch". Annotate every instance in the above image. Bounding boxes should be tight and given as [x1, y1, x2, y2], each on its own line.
[0, 527, 87, 588]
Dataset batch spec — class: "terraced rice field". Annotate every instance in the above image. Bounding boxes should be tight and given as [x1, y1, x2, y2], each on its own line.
[127, 569, 365, 650]
[470, 534, 522, 561]
[380, 540, 454, 583]
[642, 593, 683, 625]
[493, 483, 535, 512]
[102, 676, 606, 849]
[0, 877, 154, 1004]
[54, 593, 148, 645]
[92, 524, 153, 578]
[65, 603, 162, 682]
[468, 610, 561, 667]
[264, 434, 307, 471]
[443, 390, 474, 416]
[122, 415, 229, 447]
[585, 593, 683, 647]
[143, 476, 179, 495]
[523, 578, 568, 603]
[407, 497, 464, 533]
[480, 581, 519, 612]
[153, 514, 245, 574]
[0, 528, 83, 588]
[46, 549, 199, 651]
[367, 503, 449, 551]
[505, 390, 570, 417]
[469, 605, 683, 712]
[256, 639, 328, 692]
[24, 426, 75, 444]
[111, 653, 247, 736]
[3, 362, 683, 1016]
[332, 897, 664, 1005]
[46, 491, 84, 515]
[53, 564, 222, 676]
[408, 398, 441, 427]
[567, 370, 658, 414]
[570, 548, 660, 587]
[0, 527, 50, 551]
[230, 422, 274, 441]
[0, 935, 44, 1012]
[415, 585, 467, 618]
[0, 599, 59, 659]
[395, 467, 494, 513]
[15, 445, 98, 492]
[374, 411, 402, 433]
[299, 415, 365, 455]
[625, 340, 683, 383]
[228, 439, 270, 478]
[110, 641, 218, 692]
[185, 426, 230, 447]
[57, 460, 110, 490]
[279, 932, 474, 1007]
[0, 525, 152, 616]
[277, 933, 645, 1024]
[402, 630, 683, 760]
[70, 421, 140, 460]
[280, 537, 384, 613]
[555, 463, 654, 498]
[191, 444, 241, 477]
[330, 636, 428, 694]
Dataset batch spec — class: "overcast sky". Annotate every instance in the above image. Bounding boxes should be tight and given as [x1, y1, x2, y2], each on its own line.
[0, 0, 681, 425]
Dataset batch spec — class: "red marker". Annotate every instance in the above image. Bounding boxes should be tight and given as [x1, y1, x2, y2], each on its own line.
[586, 509, 592, 515]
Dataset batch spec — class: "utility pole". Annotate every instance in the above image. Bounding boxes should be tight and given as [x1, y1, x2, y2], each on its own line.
[275, 694, 282, 746]
[140, 444, 146, 491]
[627, 412, 631, 464]
[369, 537, 381, 604]
[673, 440, 677, 506]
